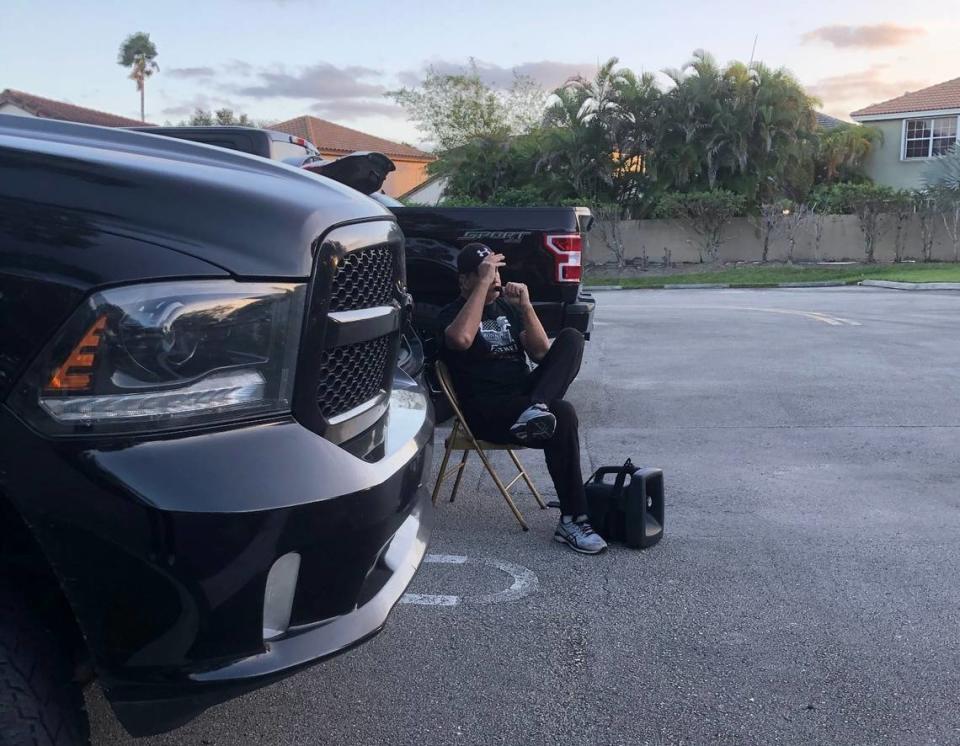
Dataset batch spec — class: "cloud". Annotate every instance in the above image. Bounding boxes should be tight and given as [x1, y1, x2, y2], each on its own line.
[802, 24, 926, 49]
[807, 65, 930, 116]
[309, 100, 405, 119]
[231, 62, 385, 99]
[398, 59, 598, 91]
[160, 94, 246, 118]
[167, 66, 216, 79]
[227, 60, 255, 77]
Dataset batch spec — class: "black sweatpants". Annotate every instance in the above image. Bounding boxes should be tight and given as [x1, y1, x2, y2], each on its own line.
[462, 328, 588, 517]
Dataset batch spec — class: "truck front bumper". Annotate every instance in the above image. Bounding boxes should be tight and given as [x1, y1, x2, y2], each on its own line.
[1, 374, 434, 737]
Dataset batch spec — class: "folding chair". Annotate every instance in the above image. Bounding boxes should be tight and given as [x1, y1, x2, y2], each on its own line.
[431, 361, 547, 531]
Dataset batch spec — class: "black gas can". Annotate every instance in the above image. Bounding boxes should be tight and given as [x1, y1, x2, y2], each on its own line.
[585, 459, 664, 549]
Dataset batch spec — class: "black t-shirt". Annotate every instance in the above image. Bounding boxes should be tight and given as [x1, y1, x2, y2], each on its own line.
[437, 297, 530, 402]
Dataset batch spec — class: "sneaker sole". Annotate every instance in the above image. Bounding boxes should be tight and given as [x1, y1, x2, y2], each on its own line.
[511, 412, 556, 443]
[553, 533, 607, 555]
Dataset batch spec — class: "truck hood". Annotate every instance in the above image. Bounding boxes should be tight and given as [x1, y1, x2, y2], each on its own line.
[0, 115, 392, 278]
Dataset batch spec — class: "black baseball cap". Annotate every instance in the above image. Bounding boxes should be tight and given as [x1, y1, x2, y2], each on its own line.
[457, 243, 494, 275]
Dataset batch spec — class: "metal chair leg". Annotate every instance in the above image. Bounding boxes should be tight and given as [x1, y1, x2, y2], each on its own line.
[508, 449, 548, 510]
[449, 449, 470, 503]
[472, 444, 529, 531]
[431, 423, 458, 505]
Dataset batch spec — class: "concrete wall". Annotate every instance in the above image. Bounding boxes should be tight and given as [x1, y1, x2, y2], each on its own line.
[862, 119, 933, 191]
[585, 214, 958, 266]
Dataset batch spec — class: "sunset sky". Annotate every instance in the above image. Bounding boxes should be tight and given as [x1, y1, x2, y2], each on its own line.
[2, 0, 957, 147]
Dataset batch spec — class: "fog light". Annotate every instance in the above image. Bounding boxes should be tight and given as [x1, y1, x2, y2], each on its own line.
[263, 552, 301, 641]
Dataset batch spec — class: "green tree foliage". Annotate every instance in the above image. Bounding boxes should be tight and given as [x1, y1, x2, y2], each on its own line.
[811, 182, 898, 262]
[420, 47, 895, 270]
[388, 60, 546, 150]
[921, 146, 960, 261]
[816, 123, 883, 184]
[928, 185, 960, 262]
[180, 108, 256, 126]
[654, 51, 819, 201]
[117, 32, 159, 122]
[543, 59, 660, 217]
[924, 143, 960, 191]
[655, 190, 747, 262]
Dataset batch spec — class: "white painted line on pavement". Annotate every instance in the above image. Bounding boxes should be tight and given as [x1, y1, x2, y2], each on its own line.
[400, 554, 539, 607]
[610, 304, 862, 326]
[424, 554, 468, 564]
[399, 593, 460, 606]
[469, 557, 540, 605]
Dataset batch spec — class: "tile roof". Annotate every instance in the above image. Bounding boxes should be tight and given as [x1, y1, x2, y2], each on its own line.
[270, 115, 434, 160]
[815, 111, 847, 130]
[851, 77, 960, 118]
[0, 89, 145, 127]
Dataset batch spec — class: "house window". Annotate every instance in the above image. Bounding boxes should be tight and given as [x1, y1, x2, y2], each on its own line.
[903, 116, 958, 159]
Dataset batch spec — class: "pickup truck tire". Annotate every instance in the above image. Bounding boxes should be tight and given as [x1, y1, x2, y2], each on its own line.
[0, 579, 90, 746]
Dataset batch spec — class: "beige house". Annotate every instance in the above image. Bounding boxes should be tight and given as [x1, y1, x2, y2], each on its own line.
[270, 116, 435, 198]
[851, 77, 960, 190]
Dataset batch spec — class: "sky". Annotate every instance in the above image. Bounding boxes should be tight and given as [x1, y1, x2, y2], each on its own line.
[2, 0, 958, 149]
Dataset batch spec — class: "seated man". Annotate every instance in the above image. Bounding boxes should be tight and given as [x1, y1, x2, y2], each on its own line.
[437, 243, 607, 555]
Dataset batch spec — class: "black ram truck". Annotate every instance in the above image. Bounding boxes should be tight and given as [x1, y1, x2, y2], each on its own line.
[0, 115, 434, 742]
[134, 127, 597, 361]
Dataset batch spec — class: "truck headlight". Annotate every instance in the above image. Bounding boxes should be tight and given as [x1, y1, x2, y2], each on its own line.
[8, 280, 305, 436]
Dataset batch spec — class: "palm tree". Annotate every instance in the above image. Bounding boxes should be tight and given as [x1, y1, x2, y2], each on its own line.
[117, 32, 159, 122]
[817, 124, 882, 183]
[923, 143, 960, 190]
[654, 51, 818, 201]
[543, 82, 610, 199]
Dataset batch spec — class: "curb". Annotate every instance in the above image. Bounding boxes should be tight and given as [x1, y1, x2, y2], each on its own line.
[583, 280, 858, 291]
[776, 280, 854, 288]
[860, 280, 960, 291]
[663, 283, 730, 289]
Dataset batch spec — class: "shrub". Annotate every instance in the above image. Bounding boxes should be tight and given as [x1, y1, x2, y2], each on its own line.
[655, 190, 747, 262]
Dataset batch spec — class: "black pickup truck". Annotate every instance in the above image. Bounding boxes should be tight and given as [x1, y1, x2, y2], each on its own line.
[1, 115, 434, 742]
[134, 127, 596, 361]
[392, 206, 595, 359]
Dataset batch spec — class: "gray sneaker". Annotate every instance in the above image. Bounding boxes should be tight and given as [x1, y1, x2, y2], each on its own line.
[510, 404, 556, 443]
[554, 516, 608, 555]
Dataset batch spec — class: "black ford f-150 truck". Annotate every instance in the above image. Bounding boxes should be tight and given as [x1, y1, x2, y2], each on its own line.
[392, 206, 595, 359]
[0, 115, 434, 742]
[134, 127, 596, 361]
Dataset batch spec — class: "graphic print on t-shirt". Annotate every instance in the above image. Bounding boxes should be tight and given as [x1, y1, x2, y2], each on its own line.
[480, 315, 519, 355]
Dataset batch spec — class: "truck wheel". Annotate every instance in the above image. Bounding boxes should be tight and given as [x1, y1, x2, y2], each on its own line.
[0, 579, 90, 746]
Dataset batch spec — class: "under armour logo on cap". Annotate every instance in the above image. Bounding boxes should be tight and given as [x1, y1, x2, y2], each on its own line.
[457, 243, 495, 275]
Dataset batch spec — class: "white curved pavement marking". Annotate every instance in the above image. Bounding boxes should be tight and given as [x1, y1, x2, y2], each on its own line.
[400, 554, 540, 607]
[469, 557, 540, 605]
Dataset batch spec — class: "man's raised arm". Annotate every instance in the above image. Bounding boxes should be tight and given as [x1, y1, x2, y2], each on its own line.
[444, 253, 505, 350]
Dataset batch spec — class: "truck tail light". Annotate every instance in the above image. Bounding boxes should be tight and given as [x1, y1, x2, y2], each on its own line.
[544, 234, 583, 283]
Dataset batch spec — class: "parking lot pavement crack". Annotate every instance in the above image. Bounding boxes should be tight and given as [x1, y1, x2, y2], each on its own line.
[601, 568, 615, 606]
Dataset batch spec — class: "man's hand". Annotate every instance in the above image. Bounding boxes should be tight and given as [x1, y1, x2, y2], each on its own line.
[503, 281, 531, 309]
[477, 253, 506, 287]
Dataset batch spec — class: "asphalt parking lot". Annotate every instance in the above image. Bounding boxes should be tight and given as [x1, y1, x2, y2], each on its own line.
[90, 287, 960, 746]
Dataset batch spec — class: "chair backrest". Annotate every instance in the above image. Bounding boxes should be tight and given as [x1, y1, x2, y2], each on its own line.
[434, 361, 477, 439]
